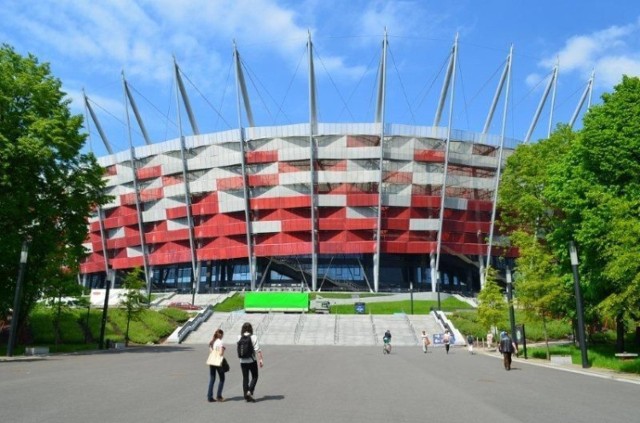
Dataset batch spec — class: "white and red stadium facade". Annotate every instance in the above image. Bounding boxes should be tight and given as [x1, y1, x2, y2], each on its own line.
[79, 36, 581, 295]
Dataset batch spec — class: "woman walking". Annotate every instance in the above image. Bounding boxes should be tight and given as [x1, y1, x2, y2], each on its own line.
[421, 330, 431, 353]
[238, 322, 263, 402]
[207, 329, 226, 402]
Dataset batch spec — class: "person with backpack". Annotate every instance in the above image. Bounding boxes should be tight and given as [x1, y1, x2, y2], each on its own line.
[466, 334, 475, 355]
[237, 322, 263, 402]
[498, 331, 518, 370]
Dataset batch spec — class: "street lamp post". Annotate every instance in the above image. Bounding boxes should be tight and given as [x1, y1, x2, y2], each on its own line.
[7, 239, 30, 357]
[570, 241, 589, 368]
[410, 282, 414, 315]
[506, 267, 517, 348]
[436, 273, 441, 311]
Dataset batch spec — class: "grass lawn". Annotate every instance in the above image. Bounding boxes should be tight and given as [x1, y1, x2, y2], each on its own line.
[330, 296, 471, 314]
[527, 343, 640, 374]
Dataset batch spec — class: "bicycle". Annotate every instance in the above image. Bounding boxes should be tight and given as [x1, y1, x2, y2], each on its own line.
[382, 337, 392, 354]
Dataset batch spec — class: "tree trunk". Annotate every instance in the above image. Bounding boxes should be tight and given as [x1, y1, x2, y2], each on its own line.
[55, 299, 62, 348]
[543, 313, 550, 360]
[125, 314, 131, 347]
[616, 313, 625, 353]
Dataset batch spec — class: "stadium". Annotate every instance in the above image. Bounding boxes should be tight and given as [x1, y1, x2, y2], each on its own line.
[79, 35, 592, 296]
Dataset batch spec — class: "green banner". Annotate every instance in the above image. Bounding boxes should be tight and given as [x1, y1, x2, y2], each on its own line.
[244, 292, 309, 312]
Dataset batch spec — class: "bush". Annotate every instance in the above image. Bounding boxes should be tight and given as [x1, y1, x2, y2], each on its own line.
[29, 307, 56, 344]
[159, 307, 190, 323]
[213, 293, 244, 312]
[58, 310, 85, 343]
[448, 310, 486, 339]
[139, 309, 175, 338]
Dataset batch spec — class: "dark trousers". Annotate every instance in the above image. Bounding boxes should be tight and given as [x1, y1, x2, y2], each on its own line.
[503, 352, 513, 370]
[241, 361, 259, 395]
[207, 365, 225, 399]
[445, 343, 450, 354]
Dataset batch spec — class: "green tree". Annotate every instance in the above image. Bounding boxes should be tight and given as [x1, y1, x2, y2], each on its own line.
[42, 270, 84, 347]
[511, 230, 571, 359]
[120, 268, 147, 346]
[0, 45, 107, 333]
[546, 76, 640, 351]
[477, 267, 507, 337]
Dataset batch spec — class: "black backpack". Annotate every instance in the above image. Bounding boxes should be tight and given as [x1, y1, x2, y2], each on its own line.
[499, 337, 513, 353]
[237, 334, 255, 359]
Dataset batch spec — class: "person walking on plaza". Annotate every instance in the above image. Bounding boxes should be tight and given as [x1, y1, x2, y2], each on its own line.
[498, 331, 518, 370]
[443, 330, 451, 354]
[238, 322, 263, 402]
[207, 329, 226, 402]
[421, 330, 431, 353]
[466, 334, 474, 355]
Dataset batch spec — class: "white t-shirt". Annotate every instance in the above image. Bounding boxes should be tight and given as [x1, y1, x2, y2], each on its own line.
[212, 338, 225, 354]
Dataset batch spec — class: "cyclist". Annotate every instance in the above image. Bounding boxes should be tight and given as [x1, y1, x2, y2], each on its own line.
[382, 329, 392, 354]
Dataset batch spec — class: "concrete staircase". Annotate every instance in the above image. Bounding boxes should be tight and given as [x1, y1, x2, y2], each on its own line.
[181, 312, 444, 346]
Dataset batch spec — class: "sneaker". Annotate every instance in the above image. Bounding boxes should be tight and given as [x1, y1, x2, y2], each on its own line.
[207, 398, 216, 403]
[216, 397, 225, 402]
[245, 392, 255, 402]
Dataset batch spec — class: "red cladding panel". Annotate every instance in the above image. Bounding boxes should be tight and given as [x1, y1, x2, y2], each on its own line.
[281, 219, 311, 232]
[384, 218, 410, 231]
[411, 195, 441, 208]
[111, 256, 144, 269]
[217, 176, 244, 191]
[467, 200, 494, 212]
[246, 150, 278, 164]
[166, 206, 188, 219]
[248, 174, 279, 187]
[162, 175, 182, 186]
[251, 196, 311, 210]
[346, 194, 378, 207]
[136, 166, 162, 180]
[140, 188, 164, 202]
[414, 150, 445, 162]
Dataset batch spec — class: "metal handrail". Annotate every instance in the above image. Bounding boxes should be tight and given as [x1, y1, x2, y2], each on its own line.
[177, 305, 213, 343]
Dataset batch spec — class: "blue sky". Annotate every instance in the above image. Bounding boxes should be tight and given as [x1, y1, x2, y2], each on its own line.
[2, 0, 639, 157]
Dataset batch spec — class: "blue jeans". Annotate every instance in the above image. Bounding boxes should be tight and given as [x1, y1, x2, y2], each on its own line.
[207, 365, 225, 399]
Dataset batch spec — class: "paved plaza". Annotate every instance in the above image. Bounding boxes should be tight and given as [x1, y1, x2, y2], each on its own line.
[1, 345, 638, 423]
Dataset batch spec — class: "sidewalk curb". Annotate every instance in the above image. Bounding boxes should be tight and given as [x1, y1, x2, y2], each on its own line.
[480, 350, 640, 385]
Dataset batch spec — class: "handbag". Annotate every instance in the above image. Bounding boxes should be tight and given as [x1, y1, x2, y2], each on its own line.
[206, 348, 223, 367]
[222, 357, 230, 373]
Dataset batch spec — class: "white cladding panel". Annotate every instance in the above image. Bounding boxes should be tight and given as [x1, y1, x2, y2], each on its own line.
[409, 219, 440, 231]
[252, 221, 282, 234]
[126, 246, 143, 257]
[444, 197, 468, 210]
[347, 207, 377, 219]
[318, 195, 346, 207]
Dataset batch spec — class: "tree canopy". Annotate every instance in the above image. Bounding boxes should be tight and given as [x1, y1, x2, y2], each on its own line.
[0, 44, 107, 326]
[499, 76, 640, 350]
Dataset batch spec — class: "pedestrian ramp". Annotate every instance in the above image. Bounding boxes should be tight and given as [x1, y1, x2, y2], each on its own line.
[336, 315, 376, 346]
[407, 314, 444, 344]
[180, 312, 233, 344]
[372, 314, 419, 346]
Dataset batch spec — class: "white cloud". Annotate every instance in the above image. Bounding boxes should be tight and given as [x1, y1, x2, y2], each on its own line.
[534, 19, 640, 88]
[595, 55, 640, 87]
